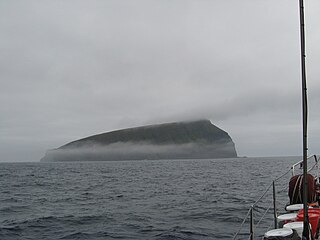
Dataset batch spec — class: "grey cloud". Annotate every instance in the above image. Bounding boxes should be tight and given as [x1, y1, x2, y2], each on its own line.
[1, 0, 320, 161]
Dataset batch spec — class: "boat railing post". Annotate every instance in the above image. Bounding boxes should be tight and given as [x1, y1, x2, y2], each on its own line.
[273, 181, 278, 229]
[315, 155, 319, 184]
[250, 206, 254, 240]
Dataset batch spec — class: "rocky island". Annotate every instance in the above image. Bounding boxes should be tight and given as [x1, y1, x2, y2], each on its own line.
[41, 119, 237, 162]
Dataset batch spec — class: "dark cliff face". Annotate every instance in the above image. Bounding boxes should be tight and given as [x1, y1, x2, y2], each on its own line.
[41, 120, 237, 162]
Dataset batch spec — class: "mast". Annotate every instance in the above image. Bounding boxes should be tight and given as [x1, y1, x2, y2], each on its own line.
[299, 0, 309, 238]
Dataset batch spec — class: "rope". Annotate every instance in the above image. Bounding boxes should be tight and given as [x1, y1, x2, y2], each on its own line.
[232, 208, 252, 240]
[274, 168, 292, 182]
[292, 175, 302, 204]
[267, 221, 273, 231]
[278, 184, 289, 193]
[255, 203, 272, 230]
[308, 162, 318, 173]
[253, 183, 273, 207]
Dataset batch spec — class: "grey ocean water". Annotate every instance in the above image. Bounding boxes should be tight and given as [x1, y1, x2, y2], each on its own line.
[0, 157, 301, 240]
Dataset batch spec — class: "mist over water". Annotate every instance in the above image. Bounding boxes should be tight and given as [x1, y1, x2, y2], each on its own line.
[42, 141, 237, 161]
[0, 157, 301, 240]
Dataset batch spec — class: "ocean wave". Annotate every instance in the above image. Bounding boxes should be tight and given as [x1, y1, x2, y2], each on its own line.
[0, 157, 296, 239]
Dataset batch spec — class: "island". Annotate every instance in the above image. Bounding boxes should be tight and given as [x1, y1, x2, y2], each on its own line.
[40, 119, 237, 162]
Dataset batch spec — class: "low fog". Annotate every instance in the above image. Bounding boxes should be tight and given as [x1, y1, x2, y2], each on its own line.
[41, 141, 237, 162]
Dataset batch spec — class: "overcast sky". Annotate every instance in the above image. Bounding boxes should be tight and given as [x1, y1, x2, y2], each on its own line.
[1, 0, 319, 162]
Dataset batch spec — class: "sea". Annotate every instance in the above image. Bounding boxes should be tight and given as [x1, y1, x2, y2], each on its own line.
[0, 156, 304, 240]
